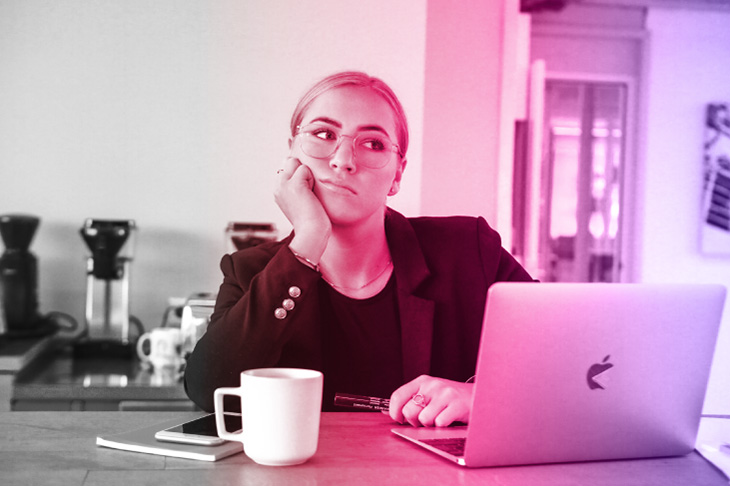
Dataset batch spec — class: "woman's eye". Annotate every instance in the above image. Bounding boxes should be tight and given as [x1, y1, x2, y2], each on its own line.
[312, 128, 336, 141]
[361, 138, 387, 152]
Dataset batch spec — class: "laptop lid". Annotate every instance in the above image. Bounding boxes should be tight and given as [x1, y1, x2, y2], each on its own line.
[394, 283, 726, 468]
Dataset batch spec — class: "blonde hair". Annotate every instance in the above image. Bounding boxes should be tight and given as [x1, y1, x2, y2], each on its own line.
[290, 71, 409, 158]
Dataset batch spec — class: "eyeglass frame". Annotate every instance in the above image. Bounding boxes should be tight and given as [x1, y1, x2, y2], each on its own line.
[294, 124, 403, 169]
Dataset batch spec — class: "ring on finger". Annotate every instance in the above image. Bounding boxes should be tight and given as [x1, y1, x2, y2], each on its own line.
[411, 393, 427, 408]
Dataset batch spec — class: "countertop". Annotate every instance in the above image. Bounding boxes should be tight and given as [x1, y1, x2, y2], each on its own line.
[0, 334, 57, 372]
[12, 345, 191, 403]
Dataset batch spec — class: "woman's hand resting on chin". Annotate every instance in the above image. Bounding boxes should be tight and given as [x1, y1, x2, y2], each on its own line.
[274, 156, 331, 263]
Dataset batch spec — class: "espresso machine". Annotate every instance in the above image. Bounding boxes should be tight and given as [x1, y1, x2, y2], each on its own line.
[75, 219, 140, 356]
[0, 214, 46, 337]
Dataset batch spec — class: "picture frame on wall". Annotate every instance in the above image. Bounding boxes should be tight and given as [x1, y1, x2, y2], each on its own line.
[702, 103, 730, 255]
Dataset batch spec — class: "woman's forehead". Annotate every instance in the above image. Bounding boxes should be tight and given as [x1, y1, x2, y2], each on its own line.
[301, 86, 397, 135]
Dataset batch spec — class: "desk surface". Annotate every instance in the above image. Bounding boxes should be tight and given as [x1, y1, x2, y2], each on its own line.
[1, 412, 727, 486]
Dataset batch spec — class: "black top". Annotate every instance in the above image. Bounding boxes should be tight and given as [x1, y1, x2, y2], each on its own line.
[320, 274, 402, 411]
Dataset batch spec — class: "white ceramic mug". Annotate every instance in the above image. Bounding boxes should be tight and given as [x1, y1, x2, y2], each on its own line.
[214, 368, 323, 466]
[136, 327, 184, 370]
[180, 304, 210, 357]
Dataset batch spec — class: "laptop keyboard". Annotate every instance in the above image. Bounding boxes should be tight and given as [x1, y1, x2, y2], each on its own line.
[422, 437, 466, 457]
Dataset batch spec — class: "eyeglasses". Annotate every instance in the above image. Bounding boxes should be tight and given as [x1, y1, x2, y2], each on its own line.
[296, 124, 401, 169]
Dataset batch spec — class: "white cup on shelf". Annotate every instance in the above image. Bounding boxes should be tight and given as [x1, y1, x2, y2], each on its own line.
[136, 327, 184, 371]
[180, 304, 211, 356]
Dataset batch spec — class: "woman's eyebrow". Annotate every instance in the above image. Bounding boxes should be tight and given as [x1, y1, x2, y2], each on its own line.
[308, 117, 342, 128]
[357, 124, 389, 135]
[307, 117, 389, 135]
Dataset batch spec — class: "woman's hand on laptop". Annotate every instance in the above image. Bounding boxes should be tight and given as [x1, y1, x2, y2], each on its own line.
[388, 375, 473, 427]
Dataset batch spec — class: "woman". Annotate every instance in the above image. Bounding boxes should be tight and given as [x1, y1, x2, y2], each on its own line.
[184, 71, 533, 427]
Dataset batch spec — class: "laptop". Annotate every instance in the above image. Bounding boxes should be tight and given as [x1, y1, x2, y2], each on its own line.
[392, 282, 726, 467]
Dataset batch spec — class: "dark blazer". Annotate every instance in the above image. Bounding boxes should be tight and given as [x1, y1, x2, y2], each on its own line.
[184, 208, 533, 412]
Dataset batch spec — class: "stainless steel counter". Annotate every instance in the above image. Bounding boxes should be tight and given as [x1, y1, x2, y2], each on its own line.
[11, 346, 196, 411]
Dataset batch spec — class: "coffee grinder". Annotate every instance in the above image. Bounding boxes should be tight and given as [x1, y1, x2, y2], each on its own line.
[76, 219, 139, 356]
[0, 214, 47, 337]
[225, 222, 277, 253]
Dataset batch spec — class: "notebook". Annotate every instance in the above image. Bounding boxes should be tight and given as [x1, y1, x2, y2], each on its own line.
[392, 282, 726, 468]
[96, 414, 243, 462]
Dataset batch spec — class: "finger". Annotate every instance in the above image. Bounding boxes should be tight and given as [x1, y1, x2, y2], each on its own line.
[389, 377, 427, 424]
[417, 400, 448, 428]
[289, 162, 314, 190]
[276, 157, 301, 180]
[401, 398, 428, 427]
[275, 158, 309, 198]
[400, 391, 434, 427]
[283, 156, 301, 173]
[433, 403, 469, 428]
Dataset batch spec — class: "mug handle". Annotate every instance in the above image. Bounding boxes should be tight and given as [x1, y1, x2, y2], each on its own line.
[136, 332, 151, 362]
[214, 387, 244, 442]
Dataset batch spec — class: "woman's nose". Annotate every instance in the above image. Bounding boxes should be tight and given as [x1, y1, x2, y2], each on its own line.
[329, 136, 357, 173]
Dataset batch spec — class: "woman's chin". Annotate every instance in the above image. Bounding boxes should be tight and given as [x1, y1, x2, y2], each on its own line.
[323, 206, 360, 226]
[318, 199, 361, 226]
[325, 205, 387, 230]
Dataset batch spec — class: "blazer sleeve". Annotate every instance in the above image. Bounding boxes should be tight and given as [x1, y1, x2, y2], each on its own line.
[184, 244, 322, 412]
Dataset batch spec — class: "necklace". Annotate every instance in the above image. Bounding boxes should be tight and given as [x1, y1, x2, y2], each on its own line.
[321, 260, 393, 292]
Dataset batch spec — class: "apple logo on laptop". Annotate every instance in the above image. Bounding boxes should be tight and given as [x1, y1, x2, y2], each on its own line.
[587, 355, 613, 390]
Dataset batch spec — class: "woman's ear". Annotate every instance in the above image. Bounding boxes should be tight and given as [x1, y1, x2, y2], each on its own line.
[388, 158, 407, 196]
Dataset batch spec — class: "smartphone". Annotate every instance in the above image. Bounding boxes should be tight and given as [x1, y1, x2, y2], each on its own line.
[154, 413, 242, 446]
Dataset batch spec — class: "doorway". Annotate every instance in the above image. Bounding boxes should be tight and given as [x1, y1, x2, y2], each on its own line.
[538, 80, 627, 282]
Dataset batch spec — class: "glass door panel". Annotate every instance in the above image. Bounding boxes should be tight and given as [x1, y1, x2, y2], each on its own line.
[539, 81, 626, 282]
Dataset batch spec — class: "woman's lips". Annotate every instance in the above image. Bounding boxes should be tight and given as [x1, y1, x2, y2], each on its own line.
[319, 179, 357, 195]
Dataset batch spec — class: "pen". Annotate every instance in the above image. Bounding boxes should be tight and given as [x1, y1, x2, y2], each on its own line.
[334, 392, 390, 412]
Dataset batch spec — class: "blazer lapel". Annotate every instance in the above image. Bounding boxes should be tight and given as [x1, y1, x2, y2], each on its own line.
[385, 209, 436, 382]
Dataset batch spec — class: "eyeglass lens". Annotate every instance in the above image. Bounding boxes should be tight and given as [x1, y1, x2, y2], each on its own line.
[299, 125, 396, 169]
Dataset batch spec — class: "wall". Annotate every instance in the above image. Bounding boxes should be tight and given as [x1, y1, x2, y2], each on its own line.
[642, 9, 730, 414]
[420, 1, 507, 223]
[0, 1, 427, 329]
